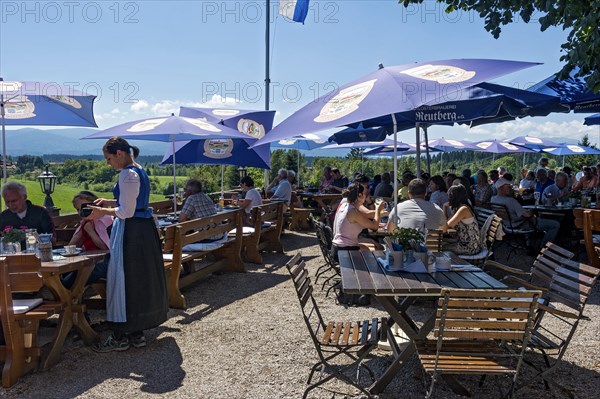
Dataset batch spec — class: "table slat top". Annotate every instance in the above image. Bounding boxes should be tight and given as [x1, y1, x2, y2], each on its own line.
[339, 250, 507, 296]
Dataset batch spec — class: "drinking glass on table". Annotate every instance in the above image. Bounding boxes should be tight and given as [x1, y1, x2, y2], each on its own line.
[533, 191, 540, 206]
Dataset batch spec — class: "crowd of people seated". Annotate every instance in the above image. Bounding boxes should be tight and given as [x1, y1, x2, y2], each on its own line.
[316, 156, 600, 258]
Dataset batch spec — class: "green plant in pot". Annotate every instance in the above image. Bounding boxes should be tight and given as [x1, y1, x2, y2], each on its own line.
[1, 225, 27, 253]
[390, 227, 425, 250]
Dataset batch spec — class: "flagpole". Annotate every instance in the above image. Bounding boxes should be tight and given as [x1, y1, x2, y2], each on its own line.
[264, 0, 271, 193]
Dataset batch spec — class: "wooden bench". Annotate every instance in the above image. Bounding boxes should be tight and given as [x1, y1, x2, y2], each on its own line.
[150, 199, 182, 215]
[162, 209, 244, 309]
[243, 202, 285, 264]
[0, 255, 63, 387]
[287, 203, 313, 231]
[52, 213, 80, 247]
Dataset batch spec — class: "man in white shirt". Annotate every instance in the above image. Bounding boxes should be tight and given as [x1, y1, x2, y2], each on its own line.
[386, 179, 446, 236]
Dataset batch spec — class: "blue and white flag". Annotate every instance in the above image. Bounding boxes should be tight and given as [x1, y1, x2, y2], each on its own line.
[279, 0, 310, 24]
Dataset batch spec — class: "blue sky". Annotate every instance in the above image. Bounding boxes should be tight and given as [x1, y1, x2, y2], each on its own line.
[2, 0, 598, 152]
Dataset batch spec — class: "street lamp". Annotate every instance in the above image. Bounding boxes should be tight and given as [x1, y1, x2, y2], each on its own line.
[37, 166, 57, 210]
[237, 166, 247, 183]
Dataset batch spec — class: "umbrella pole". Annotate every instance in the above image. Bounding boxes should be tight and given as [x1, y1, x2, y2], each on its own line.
[392, 114, 398, 224]
[297, 141, 300, 188]
[562, 155, 565, 168]
[440, 152, 443, 173]
[221, 164, 225, 198]
[172, 140, 178, 217]
[361, 150, 364, 174]
[1, 94, 6, 185]
[423, 125, 431, 175]
[415, 123, 421, 178]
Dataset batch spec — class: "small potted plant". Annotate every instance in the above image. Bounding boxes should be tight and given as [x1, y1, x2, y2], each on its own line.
[390, 227, 426, 264]
[1, 225, 28, 253]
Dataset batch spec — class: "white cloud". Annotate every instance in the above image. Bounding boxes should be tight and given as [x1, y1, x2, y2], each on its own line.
[151, 100, 179, 116]
[130, 100, 149, 113]
[453, 118, 600, 145]
[198, 94, 241, 107]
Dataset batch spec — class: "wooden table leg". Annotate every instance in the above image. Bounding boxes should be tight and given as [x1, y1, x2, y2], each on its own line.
[40, 260, 99, 370]
[368, 296, 436, 394]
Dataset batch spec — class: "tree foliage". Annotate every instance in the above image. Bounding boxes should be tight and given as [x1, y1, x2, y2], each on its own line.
[400, 0, 600, 91]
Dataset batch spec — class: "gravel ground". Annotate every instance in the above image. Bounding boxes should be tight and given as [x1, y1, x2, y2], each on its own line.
[2, 230, 599, 399]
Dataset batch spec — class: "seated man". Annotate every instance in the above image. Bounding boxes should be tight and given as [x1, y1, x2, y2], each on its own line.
[386, 178, 446, 236]
[542, 171, 570, 205]
[573, 166, 597, 191]
[328, 168, 348, 193]
[179, 179, 221, 241]
[270, 168, 292, 205]
[179, 179, 216, 222]
[535, 168, 554, 194]
[0, 181, 55, 247]
[374, 172, 394, 198]
[318, 166, 334, 193]
[492, 177, 560, 250]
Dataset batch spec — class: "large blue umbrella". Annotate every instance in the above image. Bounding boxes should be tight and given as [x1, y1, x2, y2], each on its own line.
[529, 69, 600, 113]
[271, 133, 329, 150]
[84, 114, 255, 212]
[179, 106, 276, 138]
[540, 144, 600, 156]
[0, 79, 97, 181]
[161, 139, 270, 169]
[473, 140, 534, 154]
[584, 114, 600, 126]
[252, 58, 539, 211]
[179, 106, 276, 191]
[253, 59, 539, 146]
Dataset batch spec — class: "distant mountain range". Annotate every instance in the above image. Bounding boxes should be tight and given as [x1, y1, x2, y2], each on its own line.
[3, 128, 169, 156]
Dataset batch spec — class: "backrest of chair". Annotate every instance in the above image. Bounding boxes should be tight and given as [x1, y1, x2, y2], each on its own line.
[426, 229, 443, 252]
[0, 254, 44, 293]
[490, 203, 514, 229]
[582, 210, 600, 270]
[531, 243, 575, 288]
[149, 199, 182, 215]
[52, 213, 80, 229]
[435, 289, 540, 341]
[474, 207, 496, 229]
[285, 254, 325, 342]
[162, 209, 241, 252]
[484, 215, 502, 247]
[251, 202, 284, 232]
[546, 258, 600, 315]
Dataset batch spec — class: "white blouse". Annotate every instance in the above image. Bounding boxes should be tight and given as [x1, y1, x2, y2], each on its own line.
[114, 168, 140, 219]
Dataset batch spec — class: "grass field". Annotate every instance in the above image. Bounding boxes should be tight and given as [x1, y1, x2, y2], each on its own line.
[10, 178, 166, 215]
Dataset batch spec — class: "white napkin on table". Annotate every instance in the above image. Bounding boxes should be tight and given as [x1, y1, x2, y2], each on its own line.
[402, 259, 428, 273]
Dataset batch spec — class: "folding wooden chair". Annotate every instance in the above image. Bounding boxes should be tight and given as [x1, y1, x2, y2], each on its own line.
[490, 203, 535, 259]
[425, 229, 444, 252]
[285, 254, 386, 398]
[484, 242, 574, 291]
[581, 209, 600, 270]
[0, 255, 63, 387]
[517, 257, 600, 398]
[459, 214, 502, 267]
[415, 289, 541, 399]
[313, 221, 340, 293]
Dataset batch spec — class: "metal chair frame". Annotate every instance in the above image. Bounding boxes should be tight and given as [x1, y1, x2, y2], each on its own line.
[490, 203, 536, 259]
[416, 288, 540, 399]
[285, 254, 386, 398]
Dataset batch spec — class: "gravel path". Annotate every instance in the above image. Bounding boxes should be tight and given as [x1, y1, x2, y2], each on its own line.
[2, 230, 599, 398]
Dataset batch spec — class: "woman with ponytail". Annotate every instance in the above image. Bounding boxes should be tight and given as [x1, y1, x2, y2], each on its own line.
[86, 136, 168, 352]
[331, 183, 385, 262]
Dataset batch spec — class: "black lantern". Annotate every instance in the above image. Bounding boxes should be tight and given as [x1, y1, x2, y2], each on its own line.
[449, 164, 457, 174]
[238, 167, 247, 182]
[37, 166, 57, 209]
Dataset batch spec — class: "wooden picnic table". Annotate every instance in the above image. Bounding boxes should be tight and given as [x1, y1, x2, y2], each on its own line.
[39, 251, 107, 369]
[339, 249, 507, 394]
[297, 192, 342, 210]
